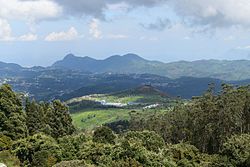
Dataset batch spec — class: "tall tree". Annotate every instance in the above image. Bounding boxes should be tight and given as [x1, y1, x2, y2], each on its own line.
[25, 99, 46, 136]
[45, 100, 75, 138]
[0, 84, 27, 140]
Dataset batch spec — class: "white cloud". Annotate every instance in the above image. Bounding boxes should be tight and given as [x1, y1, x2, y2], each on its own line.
[141, 18, 171, 31]
[170, 0, 250, 28]
[184, 36, 191, 40]
[148, 37, 159, 41]
[52, 0, 164, 19]
[18, 33, 37, 41]
[106, 34, 128, 39]
[45, 27, 79, 41]
[236, 45, 250, 50]
[0, 0, 62, 42]
[107, 2, 130, 12]
[2, 0, 250, 43]
[0, 0, 62, 22]
[53, 0, 250, 29]
[0, 18, 38, 41]
[139, 36, 159, 41]
[224, 35, 234, 41]
[0, 19, 14, 41]
[89, 19, 102, 39]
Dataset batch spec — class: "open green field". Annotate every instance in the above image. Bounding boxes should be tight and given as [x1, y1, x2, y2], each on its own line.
[69, 86, 180, 130]
[71, 107, 172, 130]
[71, 109, 132, 130]
[67, 85, 172, 106]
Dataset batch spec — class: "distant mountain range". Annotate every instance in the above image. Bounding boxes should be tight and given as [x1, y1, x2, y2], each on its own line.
[52, 53, 250, 81]
[52, 53, 163, 75]
[0, 53, 250, 101]
[1, 53, 250, 81]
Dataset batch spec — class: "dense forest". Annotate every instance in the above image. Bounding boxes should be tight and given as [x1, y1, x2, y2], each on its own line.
[1, 84, 250, 167]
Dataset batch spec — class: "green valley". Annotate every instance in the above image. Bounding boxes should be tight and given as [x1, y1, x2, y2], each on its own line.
[68, 85, 177, 130]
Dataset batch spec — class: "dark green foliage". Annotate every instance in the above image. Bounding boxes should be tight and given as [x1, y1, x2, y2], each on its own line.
[0, 150, 20, 167]
[114, 140, 169, 166]
[124, 131, 165, 153]
[0, 84, 27, 140]
[93, 126, 116, 144]
[0, 134, 12, 151]
[12, 133, 62, 167]
[130, 84, 250, 154]
[78, 141, 113, 165]
[32, 150, 58, 167]
[53, 160, 90, 167]
[67, 134, 232, 167]
[25, 99, 75, 138]
[68, 100, 103, 113]
[25, 100, 46, 135]
[58, 134, 86, 161]
[46, 100, 75, 138]
[109, 158, 143, 167]
[2, 83, 250, 167]
[105, 120, 130, 134]
[0, 85, 77, 166]
[165, 143, 202, 166]
[78, 138, 176, 166]
[221, 134, 250, 166]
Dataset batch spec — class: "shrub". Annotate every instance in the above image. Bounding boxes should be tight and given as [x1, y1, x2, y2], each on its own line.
[123, 131, 165, 153]
[221, 134, 250, 166]
[12, 133, 62, 167]
[0, 134, 12, 151]
[0, 150, 20, 167]
[93, 126, 116, 144]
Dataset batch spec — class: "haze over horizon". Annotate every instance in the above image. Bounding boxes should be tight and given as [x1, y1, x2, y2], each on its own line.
[2, 0, 250, 66]
[3, 52, 250, 68]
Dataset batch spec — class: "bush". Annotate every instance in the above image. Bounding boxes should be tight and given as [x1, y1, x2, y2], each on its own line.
[58, 134, 86, 161]
[0, 134, 12, 151]
[78, 141, 113, 165]
[0, 150, 20, 167]
[221, 134, 250, 166]
[93, 126, 116, 144]
[53, 160, 93, 167]
[123, 131, 165, 153]
[12, 133, 62, 167]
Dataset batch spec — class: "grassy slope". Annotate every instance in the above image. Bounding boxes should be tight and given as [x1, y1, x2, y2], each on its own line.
[71, 108, 172, 130]
[69, 86, 175, 130]
[71, 109, 131, 130]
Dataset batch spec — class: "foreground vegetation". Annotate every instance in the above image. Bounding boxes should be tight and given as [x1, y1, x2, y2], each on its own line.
[0, 84, 250, 166]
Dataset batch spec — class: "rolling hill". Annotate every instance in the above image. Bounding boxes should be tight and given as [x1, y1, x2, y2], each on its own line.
[52, 53, 250, 81]
[68, 85, 175, 130]
[52, 53, 164, 74]
[0, 53, 250, 101]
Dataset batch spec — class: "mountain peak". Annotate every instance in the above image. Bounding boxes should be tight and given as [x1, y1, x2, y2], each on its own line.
[52, 53, 154, 73]
[123, 53, 144, 60]
[113, 84, 168, 97]
[64, 53, 76, 60]
[135, 85, 167, 96]
[63, 54, 96, 61]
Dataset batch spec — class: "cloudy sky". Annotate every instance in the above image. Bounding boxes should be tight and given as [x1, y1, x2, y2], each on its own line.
[1, 0, 250, 66]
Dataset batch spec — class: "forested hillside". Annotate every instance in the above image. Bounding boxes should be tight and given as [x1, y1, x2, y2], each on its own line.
[1, 83, 250, 167]
[1, 55, 250, 101]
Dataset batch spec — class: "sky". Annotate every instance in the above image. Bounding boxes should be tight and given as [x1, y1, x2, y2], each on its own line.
[2, 0, 250, 66]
